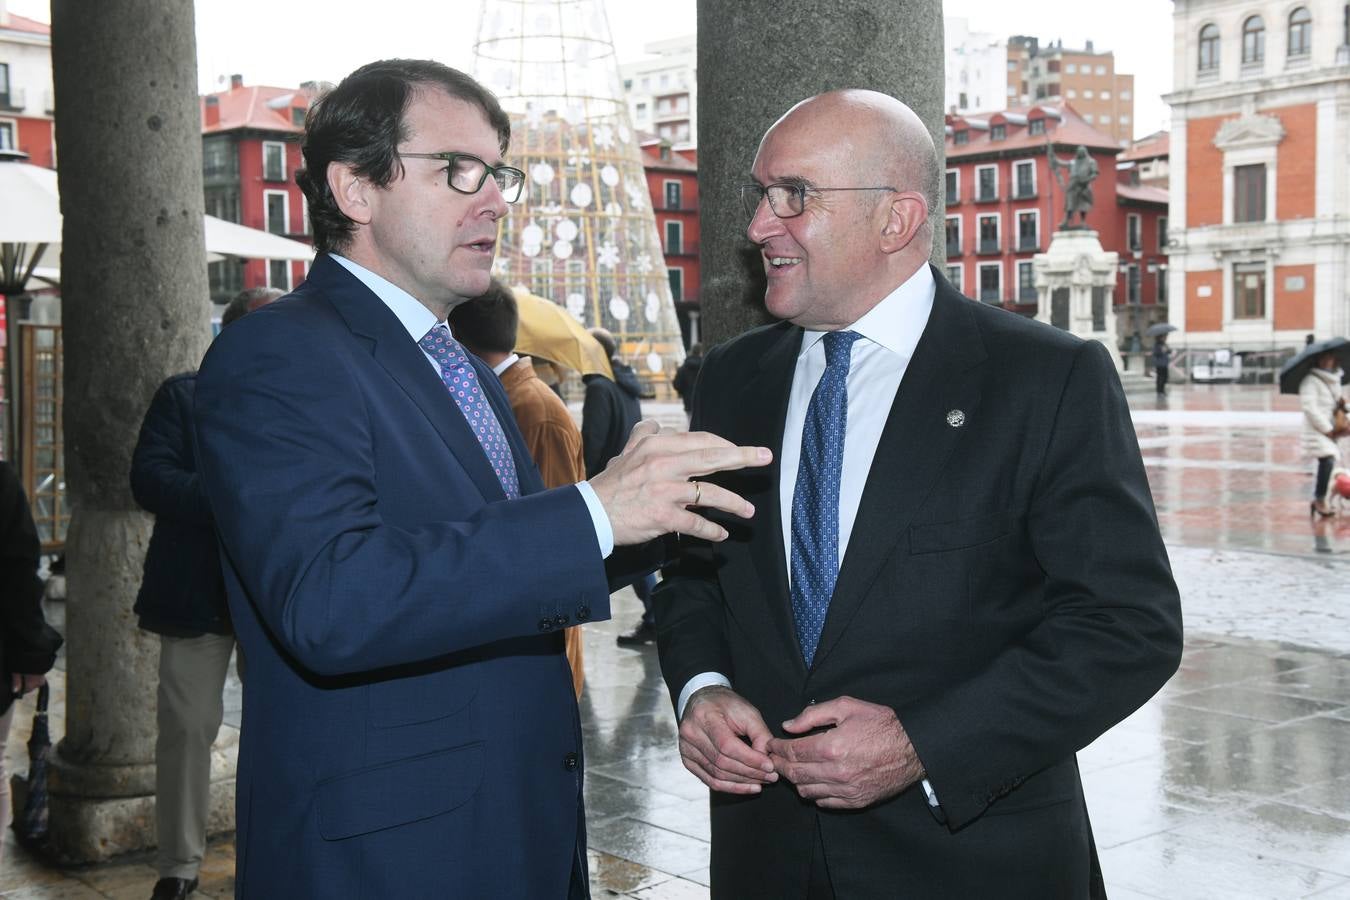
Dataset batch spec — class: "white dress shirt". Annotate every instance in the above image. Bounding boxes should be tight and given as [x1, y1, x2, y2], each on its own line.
[329, 254, 613, 556]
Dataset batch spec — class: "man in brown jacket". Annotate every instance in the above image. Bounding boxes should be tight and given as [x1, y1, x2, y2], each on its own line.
[449, 279, 588, 694]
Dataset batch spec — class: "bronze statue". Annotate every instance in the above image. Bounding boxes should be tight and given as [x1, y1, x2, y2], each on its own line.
[1050, 145, 1098, 230]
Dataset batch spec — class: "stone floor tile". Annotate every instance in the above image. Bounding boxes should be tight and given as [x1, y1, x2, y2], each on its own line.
[629, 878, 710, 899]
[587, 848, 675, 895]
[1100, 832, 1349, 899]
[587, 817, 710, 879]
[631, 798, 711, 843]
[1167, 685, 1347, 723]
[1170, 801, 1350, 876]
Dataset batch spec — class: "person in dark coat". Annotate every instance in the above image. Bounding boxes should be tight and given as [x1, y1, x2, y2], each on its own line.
[134, 287, 279, 900]
[582, 328, 659, 646]
[1152, 335, 1171, 396]
[0, 461, 62, 866]
[672, 343, 704, 417]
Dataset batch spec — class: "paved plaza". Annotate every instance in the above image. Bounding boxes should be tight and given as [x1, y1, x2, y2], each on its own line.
[3, 383, 1349, 898]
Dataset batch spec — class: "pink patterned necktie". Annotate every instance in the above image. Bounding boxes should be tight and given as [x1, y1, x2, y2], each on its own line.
[418, 323, 520, 499]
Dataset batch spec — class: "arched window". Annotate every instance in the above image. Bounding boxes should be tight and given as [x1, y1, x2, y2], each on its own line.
[1288, 7, 1312, 57]
[1242, 15, 1266, 64]
[1199, 24, 1221, 70]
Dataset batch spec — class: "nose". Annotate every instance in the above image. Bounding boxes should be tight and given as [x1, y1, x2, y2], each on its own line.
[746, 195, 784, 244]
[478, 177, 510, 220]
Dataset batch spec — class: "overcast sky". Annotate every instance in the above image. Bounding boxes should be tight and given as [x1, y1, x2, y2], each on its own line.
[8, 0, 1172, 138]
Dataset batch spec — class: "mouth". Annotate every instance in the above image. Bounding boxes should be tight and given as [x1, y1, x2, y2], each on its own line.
[764, 254, 802, 273]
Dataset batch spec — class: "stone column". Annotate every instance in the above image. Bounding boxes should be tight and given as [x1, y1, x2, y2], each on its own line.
[696, 0, 946, 346]
[46, 0, 224, 863]
[1032, 229, 1122, 371]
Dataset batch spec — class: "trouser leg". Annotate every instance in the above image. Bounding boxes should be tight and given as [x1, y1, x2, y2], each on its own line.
[633, 573, 658, 627]
[1315, 456, 1335, 501]
[0, 702, 15, 867]
[155, 632, 235, 880]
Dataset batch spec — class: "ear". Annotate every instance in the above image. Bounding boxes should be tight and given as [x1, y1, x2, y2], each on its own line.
[878, 193, 928, 254]
[328, 162, 373, 227]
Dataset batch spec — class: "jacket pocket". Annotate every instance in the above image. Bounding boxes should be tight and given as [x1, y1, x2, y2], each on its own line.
[367, 663, 480, 728]
[317, 742, 484, 840]
[909, 510, 1016, 555]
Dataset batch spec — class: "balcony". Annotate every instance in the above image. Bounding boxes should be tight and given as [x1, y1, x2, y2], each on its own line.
[1013, 185, 1037, 200]
[976, 239, 1001, 255]
[979, 288, 1002, 303]
[1017, 236, 1039, 252]
[0, 87, 25, 112]
[975, 189, 1000, 203]
[946, 242, 962, 258]
[664, 242, 699, 258]
[1019, 286, 1038, 301]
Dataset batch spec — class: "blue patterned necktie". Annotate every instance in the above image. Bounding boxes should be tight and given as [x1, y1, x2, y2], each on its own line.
[790, 330, 860, 668]
[419, 323, 520, 499]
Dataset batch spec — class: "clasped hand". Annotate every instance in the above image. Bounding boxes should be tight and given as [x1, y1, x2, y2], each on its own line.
[588, 420, 771, 545]
[679, 689, 924, 809]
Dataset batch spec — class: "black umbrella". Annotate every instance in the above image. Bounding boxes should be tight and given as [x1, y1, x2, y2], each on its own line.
[12, 682, 51, 848]
[1278, 337, 1350, 395]
[1145, 323, 1178, 337]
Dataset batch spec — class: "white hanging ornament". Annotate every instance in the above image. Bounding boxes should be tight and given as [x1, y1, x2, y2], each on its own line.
[565, 293, 586, 320]
[609, 296, 630, 321]
[521, 223, 545, 246]
[552, 240, 573, 259]
[530, 163, 555, 185]
[555, 219, 579, 241]
[600, 164, 620, 186]
[570, 182, 594, 208]
[646, 352, 664, 374]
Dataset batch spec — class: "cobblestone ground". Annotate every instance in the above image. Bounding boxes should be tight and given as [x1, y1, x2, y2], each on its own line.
[4, 383, 1349, 898]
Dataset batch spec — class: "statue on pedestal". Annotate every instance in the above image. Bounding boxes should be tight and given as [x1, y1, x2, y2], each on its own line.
[1050, 145, 1098, 230]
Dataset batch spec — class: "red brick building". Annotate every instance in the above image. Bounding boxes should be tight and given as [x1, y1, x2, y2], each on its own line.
[0, 10, 55, 168]
[639, 136, 701, 348]
[199, 76, 318, 302]
[944, 104, 1168, 337]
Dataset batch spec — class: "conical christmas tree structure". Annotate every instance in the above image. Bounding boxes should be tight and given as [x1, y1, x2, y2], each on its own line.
[473, 0, 684, 391]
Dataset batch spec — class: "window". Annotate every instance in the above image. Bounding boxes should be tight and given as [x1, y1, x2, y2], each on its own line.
[1066, 89, 1077, 99]
[954, 130, 969, 145]
[1157, 268, 1168, 304]
[1242, 16, 1265, 64]
[262, 141, 286, 182]
[977, 214, 1000, 253]
[1126, 264, 1141, 304]
[1066, 63, 1077, 74]
[1233, 264, 1265, 318]
[0, 120, 13, 151]
[1083, 89, 1094, 99]
[668, 267, 683, 302]
[946, 216, 962, 257]
[946, 264, 963, 291]
[1288, 7, 1311, 57]
[1083, 114, 1094, 124]
[664, 180, 682, 210]
[1158, 216, 1169, 250]
[665, 220, 683, 255]
[1233, 164, 1266, 222]
[1100, 115, 1112, 125]
[1017, 210, 1039, 251]
[1101, 90, 1111, 100]
[990, 124, 1006, 141]
[1007, 61, 1017, 71]
[268, 259, 292, 291]
[1014, 160, 1036, 198]
[0, 62, 10, 106]
[1121, 115, 1131, 124]
[959, 92, 968, 109]
[978, 263, 1002, 303]
[1199, 24, 1220, 71]
[1017, 261, 1036, 300]
[635, 102, 648, 121]
[1095, 65, 1106, 75]
[976, 165, 998, 201]
[1048, 60, 1061, 72]
[1029, 118, 1046, 136]
[1006, 86, 1017, 98]
[265, 190, 289, 235]
[945, 170, 959, 205]
[1121, 90, 1132, 100]
[1127, 214, 1141, 251]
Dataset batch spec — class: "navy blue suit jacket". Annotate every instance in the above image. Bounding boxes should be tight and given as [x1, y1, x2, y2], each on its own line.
[195, 255, 615, 898]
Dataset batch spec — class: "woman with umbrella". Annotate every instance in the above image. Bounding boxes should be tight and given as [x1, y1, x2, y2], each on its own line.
[1286, 339, 1350, 517]
[0, 461, 63, 861]
[1148, 323, 1177, 396]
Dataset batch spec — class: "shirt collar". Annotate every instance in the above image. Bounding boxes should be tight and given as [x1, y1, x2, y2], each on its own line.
[492, 352, 521, 376]
[330, 253, 440, 341]
[798, 264, 936, 359]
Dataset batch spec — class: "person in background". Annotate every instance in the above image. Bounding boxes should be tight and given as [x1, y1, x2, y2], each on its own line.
[448, 279, 588, 696]
[1152, 333, 1171, 396]
[672, 343, 704, 419]
[133, 286, 281, 900]
[0, 461, 63, 867]
[1300, 349, 1348, 519]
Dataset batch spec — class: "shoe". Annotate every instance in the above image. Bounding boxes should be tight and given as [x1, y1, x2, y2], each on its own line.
[150, 877, 198, 900]
[615, 620, 656, 647]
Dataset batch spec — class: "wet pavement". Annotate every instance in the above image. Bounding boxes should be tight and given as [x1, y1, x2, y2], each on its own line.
[4, 383, 1349, 898]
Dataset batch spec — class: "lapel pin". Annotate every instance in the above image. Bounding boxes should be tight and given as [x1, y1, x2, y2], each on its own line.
[946, 409, 966, 428]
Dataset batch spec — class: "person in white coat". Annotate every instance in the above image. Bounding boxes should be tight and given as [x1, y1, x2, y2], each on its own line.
[1300, 351, 1348, 517]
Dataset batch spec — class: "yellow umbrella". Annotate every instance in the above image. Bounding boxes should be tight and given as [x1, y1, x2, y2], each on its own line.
[511, 286, 613, 380]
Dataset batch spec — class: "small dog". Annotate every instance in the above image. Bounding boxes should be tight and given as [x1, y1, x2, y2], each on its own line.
[1330, 467, 1350, 515]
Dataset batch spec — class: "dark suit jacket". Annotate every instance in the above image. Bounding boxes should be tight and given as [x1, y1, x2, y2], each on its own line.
[0, 461, 62, 716]
[655, 270, 1183, 899]
[195, 255, 627, 898]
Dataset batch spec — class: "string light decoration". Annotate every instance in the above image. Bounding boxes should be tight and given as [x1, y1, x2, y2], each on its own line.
[473, 0, 685, 390]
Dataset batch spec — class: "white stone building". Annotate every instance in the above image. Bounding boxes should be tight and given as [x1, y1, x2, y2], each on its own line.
[944, 17, 1008, 115]
[618, 35, 697, 147]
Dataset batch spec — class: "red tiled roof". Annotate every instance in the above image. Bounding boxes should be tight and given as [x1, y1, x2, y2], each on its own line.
[1120, 131, 1169, 162]
[640, 146, 697, 172]
[947, 104, 1121, 158]
[1116, 182, 1169, 205]
[200, 83, 312, 135]
[1, 13, 50, 35]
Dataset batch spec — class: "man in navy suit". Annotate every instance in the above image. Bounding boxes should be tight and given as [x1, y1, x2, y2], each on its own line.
[193, 60, 767, 898]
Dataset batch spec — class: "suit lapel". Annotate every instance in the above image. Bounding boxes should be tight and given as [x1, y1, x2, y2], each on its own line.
[812, 275, 989, 670]
[312, 256, 509, 504]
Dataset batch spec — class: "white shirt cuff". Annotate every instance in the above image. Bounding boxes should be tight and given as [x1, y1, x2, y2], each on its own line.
[922, 777, 939, 808]
[575, 482, 614, 558]
[677, 672, 732, 720]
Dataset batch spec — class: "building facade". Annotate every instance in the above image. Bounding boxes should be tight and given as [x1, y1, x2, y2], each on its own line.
[945, 105, 1169, 340]
[639, 137, 700, 347]
[619, 35, 696, 147]
[199, 76, 317, 302]
[1008, 37, 1136, 145]
[945, 17, 1008, 115]
[1166, 0, 1350, 348]
[0, 4, 54, 168]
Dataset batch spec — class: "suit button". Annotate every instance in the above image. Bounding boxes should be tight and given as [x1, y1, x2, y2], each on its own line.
[563, 752, 579, 771]
[538, 618, 553, 632]
[576, 606, 591, 621]
[554, 614, 569, 626]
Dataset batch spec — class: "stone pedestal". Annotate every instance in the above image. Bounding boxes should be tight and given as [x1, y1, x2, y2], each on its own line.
[1032, 230, 1122, 371]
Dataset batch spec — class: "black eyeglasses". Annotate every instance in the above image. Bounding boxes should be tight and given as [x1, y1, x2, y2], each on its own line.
[740, 181, 897, 220]
[401, 151, 526, 203]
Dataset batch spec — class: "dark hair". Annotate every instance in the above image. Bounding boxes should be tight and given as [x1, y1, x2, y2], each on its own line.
[221, 287, 284, 326]
[295, 59, 511, 254]
[447, 279, 518, 355]
[588, 327, 617, 359]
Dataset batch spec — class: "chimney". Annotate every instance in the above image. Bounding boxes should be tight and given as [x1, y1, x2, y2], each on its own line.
[205, 95, 221, 127]
[1086, 40, 1094, 53]
[230, 74, 244, 90]
[0, 0, 9, 27]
